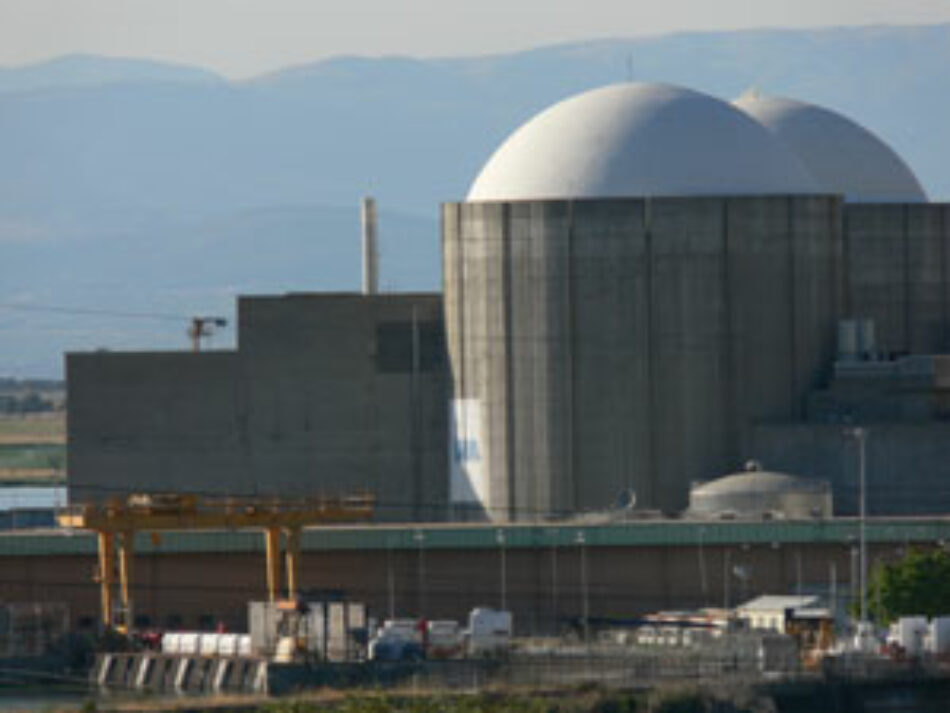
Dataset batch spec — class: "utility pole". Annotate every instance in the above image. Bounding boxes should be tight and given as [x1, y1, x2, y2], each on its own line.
[387, 537, 396, 620]
[576, 530, 589, 646]
[413, 529, 426, 618]
[549, 527, 559, 633]
[845, 427, 869, 623]
[497, 529, 507, 611]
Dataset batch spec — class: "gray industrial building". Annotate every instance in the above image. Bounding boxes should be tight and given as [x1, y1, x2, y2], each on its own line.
[68, 293, 448, 520]
[67, 82, 950, 522]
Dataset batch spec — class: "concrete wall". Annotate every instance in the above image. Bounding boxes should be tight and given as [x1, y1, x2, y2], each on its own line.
[0, 535, 913, 636]
[237, 294, 448, 520]
[843, 203, 950, 355]
[751, 422, 950, 515]
[68, 351, 243, 501]
[444, 196, 842, 520]
[68, 293, 449, 520]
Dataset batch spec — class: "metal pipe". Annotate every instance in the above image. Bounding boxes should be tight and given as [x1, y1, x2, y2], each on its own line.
[361, 197, 379, 295]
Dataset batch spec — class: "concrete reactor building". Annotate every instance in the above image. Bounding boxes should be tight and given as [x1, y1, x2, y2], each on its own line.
[68, 82, 950, 523]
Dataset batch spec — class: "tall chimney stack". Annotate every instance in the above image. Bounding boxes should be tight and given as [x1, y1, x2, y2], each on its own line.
[361, 196, 379, 295]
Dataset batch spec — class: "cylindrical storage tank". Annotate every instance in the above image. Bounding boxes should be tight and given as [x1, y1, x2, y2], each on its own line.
[443, 195, 842, 520]
[687, 462, 833, 519]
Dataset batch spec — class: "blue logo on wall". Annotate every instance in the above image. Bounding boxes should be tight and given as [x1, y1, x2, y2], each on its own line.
[453, 438, 481, 463]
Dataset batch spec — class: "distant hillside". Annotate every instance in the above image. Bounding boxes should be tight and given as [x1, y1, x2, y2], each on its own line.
[1, 24, 948, 376]
[0, 54, 223, 94]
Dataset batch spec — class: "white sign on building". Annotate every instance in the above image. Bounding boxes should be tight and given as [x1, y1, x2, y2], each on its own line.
[449, 399, 487, 504]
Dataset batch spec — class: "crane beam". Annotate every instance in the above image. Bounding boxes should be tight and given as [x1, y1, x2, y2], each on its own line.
[58, 494, 374, 532]
[58, 493, 374, 633]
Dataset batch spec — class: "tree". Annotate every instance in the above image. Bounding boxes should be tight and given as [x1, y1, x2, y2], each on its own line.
[866, 548, 950, 624]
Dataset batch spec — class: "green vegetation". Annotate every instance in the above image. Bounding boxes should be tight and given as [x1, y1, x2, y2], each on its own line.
[256, 687, 762, 713]
[0, 443, 65, 470]
[0, 412, 66, 482]
[867, 548, 950, 624]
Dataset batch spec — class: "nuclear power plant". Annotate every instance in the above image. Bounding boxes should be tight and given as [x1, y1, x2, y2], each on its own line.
[68, 82, 950, 523]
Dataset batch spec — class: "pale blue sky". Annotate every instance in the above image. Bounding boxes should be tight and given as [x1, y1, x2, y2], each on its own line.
[1, 0, 949, 78]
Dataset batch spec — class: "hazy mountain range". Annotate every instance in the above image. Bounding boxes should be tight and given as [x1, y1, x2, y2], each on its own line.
[2, 23, 948, 376]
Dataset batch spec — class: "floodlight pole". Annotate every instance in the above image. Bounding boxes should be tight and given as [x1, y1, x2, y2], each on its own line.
[576, 530, 589, 646]
[857, 427, 868, 623]
[846, 427, 868, 623]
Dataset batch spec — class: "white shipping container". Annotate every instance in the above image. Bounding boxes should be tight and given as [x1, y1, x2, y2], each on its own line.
[381, 619, 422, 643]
[328, 602, 347, 661]
[467, 608, 512, 656]
[928, 616, 950, 654]
[179, 633, 200, 655]
[161, 633, 181, 654]
[218, 633, 239, 657]
[349, 603, 366, 629]
[199, 633, 220, 656]
[305, 602, 326, 658]
[427, 620, 462, 658]
[895, 617, 929, 654]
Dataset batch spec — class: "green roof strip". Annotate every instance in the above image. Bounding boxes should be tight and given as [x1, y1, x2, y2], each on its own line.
[0, 518, 948, 557]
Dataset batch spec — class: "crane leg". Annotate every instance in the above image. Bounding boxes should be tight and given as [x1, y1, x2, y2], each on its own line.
[265, 527, 283, 602]
[118, 530, 135, 634]
[285, 527, 302, 600]
[98, 532, 115, 630]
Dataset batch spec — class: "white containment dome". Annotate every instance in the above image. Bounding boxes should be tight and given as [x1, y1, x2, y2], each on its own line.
[734, 92, 927, 203]
[467, 83, 819, 201]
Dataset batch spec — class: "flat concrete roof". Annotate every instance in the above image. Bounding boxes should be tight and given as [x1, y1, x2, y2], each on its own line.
[2, 517, 949, 557]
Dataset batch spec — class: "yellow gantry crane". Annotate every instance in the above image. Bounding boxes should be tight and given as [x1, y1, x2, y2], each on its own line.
[57, 493, 375, 633]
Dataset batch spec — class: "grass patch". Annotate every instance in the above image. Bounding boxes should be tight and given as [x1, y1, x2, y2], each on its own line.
[0, 413, 66, 444]
[0, 443, 65, 469]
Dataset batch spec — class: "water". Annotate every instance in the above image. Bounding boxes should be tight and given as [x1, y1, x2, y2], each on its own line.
[0, 487, 67, 511]
[0, 692, 90, 711]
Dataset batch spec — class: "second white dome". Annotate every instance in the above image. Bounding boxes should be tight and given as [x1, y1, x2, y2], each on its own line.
[467, 82, 820, 201]
[734, 92, 927, 203]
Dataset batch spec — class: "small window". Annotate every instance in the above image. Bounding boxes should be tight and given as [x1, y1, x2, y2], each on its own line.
[376, 321, 445, 373]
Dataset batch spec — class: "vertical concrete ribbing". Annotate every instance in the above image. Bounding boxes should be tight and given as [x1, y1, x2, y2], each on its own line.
[566, 201, 577, 517]
[787, 196, 799, 417]
[942, 205, 949, 352]
[501, 205, 515, 519]
[721, 199, 738, 461]
[445, 197, 840, 520]
[842, 207, 852, 317]
[644, 198, 657, 509]
[901, 203, 914, 352]
[831, 198, 843, 349]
